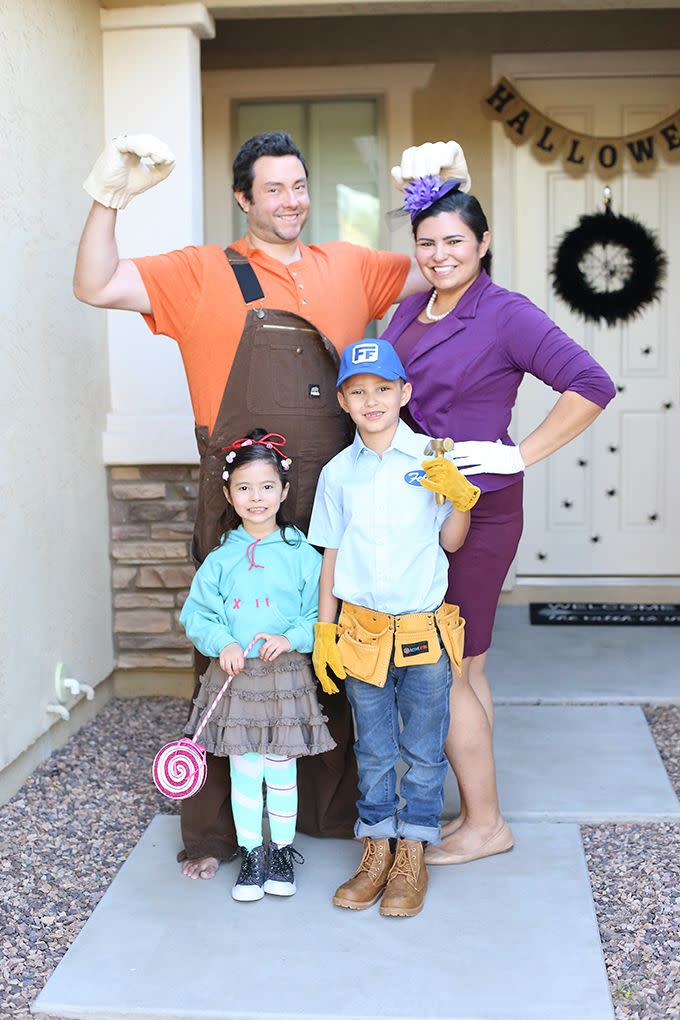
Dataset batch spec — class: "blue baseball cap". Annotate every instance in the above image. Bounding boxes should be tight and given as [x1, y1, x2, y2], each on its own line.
[337, 339, 407, 388]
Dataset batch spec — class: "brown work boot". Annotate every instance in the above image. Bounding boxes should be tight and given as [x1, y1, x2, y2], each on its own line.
[333, 837, 395, 910]
[380, 838, 428, 917]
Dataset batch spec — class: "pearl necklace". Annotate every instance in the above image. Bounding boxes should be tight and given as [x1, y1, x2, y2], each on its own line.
[425, 290, 454, 321]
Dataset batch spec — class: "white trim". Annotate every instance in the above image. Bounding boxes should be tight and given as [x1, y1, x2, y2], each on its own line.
[491, 50, 680, 80]
[202, 63, 434, 253]
[102, 414, 199, 466]
[207, 1, 680, 17]
[516, 576, 680, 586]
[101, 3, 215, 38]
[99, 10, 210, 466]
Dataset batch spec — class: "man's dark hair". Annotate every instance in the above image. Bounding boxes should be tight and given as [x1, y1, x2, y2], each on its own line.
[232, 131, 308, 203]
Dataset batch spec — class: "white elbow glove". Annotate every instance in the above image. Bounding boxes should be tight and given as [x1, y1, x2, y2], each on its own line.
[451, 440, 525, 476]
[391, 139, 471, 193]
[83, 134, 175, 209]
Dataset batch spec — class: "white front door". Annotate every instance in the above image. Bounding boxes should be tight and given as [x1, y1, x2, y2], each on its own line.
[503, 65, 680, 577]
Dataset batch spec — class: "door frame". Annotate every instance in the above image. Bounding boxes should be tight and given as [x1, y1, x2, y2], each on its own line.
[491, 50, 680, 588]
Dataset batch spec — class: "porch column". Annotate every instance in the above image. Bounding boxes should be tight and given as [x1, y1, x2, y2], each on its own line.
[100, 3, 215, 464]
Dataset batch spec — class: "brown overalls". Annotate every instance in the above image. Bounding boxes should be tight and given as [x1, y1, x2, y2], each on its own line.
[178, 248, 359, 863]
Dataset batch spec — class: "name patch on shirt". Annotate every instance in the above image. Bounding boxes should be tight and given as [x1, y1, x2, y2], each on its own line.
[404, 469, 426, 486]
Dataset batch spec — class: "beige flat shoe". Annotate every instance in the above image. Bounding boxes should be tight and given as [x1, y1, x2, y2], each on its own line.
[439, 813, 466, 839]
[425, 821, 514, 866]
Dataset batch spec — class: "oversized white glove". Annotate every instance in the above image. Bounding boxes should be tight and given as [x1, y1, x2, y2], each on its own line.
[391, 140, 471, 193]
[83, 134, 175, 210]
[451, 439, 525, 476]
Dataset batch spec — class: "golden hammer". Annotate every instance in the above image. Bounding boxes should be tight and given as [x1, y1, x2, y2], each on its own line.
[424, 438, 455, 505]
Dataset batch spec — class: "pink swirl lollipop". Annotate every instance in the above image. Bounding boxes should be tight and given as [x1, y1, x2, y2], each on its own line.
[153, 737, 207, 800]
[152, 638, 257, 800]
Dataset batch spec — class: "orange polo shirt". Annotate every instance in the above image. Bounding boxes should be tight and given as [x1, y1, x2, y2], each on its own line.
[133, 237, 410, 432]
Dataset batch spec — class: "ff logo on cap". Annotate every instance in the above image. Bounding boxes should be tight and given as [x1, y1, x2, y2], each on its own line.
[351, 342, 379, 365]
[337, 337, 407, 388]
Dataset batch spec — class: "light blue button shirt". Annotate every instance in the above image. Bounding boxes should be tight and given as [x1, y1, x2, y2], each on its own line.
[308, 420, 452, 614]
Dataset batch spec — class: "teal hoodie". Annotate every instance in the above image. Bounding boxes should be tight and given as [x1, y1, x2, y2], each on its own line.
[179, 525, 321, 658]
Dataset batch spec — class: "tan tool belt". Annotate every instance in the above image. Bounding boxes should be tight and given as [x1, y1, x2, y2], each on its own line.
[337, 601, 465, 688]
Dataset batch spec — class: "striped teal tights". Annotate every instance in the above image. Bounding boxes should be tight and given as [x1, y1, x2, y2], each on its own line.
[229, 752, 298, 851]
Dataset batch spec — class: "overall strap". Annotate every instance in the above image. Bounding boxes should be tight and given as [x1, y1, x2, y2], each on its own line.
[224, 246, 264, 304]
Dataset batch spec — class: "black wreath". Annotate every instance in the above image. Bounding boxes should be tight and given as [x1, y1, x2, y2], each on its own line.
[551, 210, 667, 326]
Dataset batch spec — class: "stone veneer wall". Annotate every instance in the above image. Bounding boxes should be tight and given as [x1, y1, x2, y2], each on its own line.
[109, 466, 200, 669]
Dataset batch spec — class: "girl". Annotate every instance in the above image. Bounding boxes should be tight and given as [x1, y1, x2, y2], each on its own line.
[179, 428, 335, 902]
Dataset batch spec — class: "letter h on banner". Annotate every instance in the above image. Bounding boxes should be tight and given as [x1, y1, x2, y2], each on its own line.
[484, 78, 516, 115]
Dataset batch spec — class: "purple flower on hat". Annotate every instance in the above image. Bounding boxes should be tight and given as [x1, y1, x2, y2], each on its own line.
[403, 175, 445, 215]
[401, 175, 463, 221]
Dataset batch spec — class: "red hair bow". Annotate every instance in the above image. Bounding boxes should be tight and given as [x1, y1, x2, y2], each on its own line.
[221, 433, 288, 457]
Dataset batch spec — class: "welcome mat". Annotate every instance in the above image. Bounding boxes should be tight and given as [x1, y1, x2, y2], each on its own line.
[530, 603, 680, 626]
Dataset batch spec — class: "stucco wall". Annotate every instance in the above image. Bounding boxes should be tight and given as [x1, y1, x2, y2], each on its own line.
[0, 0, 112, 771]
[202, 8, 680, 208]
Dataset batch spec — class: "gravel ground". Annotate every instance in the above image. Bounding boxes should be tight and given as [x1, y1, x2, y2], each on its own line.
[579, 706, 680, 1020]
[1, 698, 678, 1020]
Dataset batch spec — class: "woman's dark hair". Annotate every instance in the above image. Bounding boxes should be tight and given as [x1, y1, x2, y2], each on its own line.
[412, 189, 492, 275]
[232, 132, 308, 202]
[217, 427, 299, 548]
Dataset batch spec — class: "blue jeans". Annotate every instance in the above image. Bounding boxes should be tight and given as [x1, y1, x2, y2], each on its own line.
[345, 655, 452, 844]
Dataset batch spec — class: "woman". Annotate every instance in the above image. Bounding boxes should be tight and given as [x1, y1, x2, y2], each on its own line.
[381, 175, 616, 864]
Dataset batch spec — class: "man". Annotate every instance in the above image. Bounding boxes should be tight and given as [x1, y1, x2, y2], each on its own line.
[74, 130, 467, 881]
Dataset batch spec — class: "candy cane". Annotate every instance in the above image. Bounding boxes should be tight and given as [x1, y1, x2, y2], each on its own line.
[192, 639, 257, 744]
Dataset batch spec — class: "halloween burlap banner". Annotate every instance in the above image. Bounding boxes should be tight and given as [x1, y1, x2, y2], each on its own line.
[483, 77, 680, 177]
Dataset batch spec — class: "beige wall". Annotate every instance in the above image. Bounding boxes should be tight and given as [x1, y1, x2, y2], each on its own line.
[202, 9, 680, 207]
[0, 0, 113, 773]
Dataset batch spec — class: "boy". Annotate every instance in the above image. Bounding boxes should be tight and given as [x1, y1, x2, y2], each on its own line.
[308, 339, 479, 917]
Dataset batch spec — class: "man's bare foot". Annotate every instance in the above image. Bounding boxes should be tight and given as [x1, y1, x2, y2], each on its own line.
[181, 855, 220, 880]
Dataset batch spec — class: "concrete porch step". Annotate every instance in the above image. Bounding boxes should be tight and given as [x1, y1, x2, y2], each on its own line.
[489, 605, 680, 704]
[443, 705, 680, 823]
[34, 816, 614, 1020]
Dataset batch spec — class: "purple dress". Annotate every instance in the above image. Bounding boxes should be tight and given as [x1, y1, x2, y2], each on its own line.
[381, 272, 616, 656]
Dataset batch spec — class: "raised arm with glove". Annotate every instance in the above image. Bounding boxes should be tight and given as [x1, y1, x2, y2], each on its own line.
[391, 139, 472, 193]
[75, 134, 175, 311]
[83, 134, 175, 210]
[420, 456, 481, 511]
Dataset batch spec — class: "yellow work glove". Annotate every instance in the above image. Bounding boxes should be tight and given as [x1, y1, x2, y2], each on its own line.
[420, 457, 481, 512]
[312, 622, 345, 695]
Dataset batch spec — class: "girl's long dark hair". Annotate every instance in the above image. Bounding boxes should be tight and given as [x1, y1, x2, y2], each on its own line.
[216, 428, 300, 550]
[412, 189, 492, 276]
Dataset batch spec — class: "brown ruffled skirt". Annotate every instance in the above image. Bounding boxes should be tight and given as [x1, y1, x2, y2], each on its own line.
[184, 651, 336, 758]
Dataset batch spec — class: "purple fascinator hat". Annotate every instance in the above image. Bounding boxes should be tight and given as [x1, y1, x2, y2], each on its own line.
[386, 175, 464, 230]
[402, 175, 464, 221]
